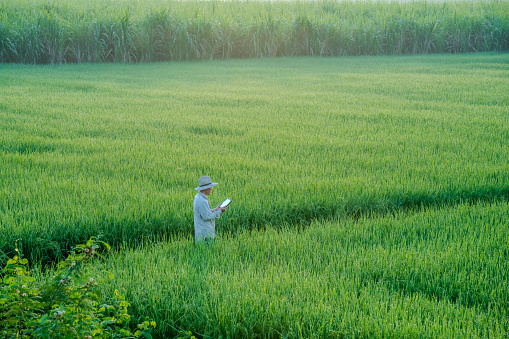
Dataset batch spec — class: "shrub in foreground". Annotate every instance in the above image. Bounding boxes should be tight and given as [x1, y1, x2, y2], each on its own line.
[0, 237, 155, 338]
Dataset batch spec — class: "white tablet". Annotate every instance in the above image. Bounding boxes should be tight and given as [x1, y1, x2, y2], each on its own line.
[220, 198, 232, 208]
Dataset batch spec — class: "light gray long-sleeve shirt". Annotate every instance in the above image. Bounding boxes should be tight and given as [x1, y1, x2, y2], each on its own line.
[193, 192, 222, 241]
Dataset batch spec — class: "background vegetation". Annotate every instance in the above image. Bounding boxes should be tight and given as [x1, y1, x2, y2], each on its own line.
[1, 53, 508, 265]
[1, 0, 509, 64]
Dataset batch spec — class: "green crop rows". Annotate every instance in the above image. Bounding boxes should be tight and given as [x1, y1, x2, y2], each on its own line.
[1, 53, 508, 263]
[99, 200, 509, 338]
[1, 22, 508, 335]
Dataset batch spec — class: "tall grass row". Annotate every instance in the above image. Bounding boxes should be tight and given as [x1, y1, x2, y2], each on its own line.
[1, 0, 509, 64]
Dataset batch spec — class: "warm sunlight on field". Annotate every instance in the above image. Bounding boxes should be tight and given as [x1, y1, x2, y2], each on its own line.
[1, 0, 508, 337]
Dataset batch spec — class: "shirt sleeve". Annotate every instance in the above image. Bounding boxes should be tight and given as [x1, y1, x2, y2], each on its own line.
[197, 198, 222, 221]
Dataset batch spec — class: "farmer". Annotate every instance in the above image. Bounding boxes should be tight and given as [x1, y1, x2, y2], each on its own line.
[193, 176, 227, 243]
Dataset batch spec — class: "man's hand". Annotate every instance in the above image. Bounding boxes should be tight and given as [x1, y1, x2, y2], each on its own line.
[217, 204, 227, 212]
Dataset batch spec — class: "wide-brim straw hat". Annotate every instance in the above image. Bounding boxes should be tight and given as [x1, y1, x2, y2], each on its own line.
[194, 176, 218, 191]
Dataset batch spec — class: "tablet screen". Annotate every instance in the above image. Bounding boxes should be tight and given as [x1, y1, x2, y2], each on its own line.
[220, 198, 232, 208]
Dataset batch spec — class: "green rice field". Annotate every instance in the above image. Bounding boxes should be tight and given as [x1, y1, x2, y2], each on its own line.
[99, 200, 509, 338]
[1, 53, 508, 263]
[1, 49, 509, 336]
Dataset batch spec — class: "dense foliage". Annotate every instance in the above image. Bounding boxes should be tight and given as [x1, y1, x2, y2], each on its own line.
[1, 0, 509, 64]
[0, 237, 155, 338]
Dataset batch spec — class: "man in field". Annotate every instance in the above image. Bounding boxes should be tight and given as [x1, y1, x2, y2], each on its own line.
[193, 176, 227, 243]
